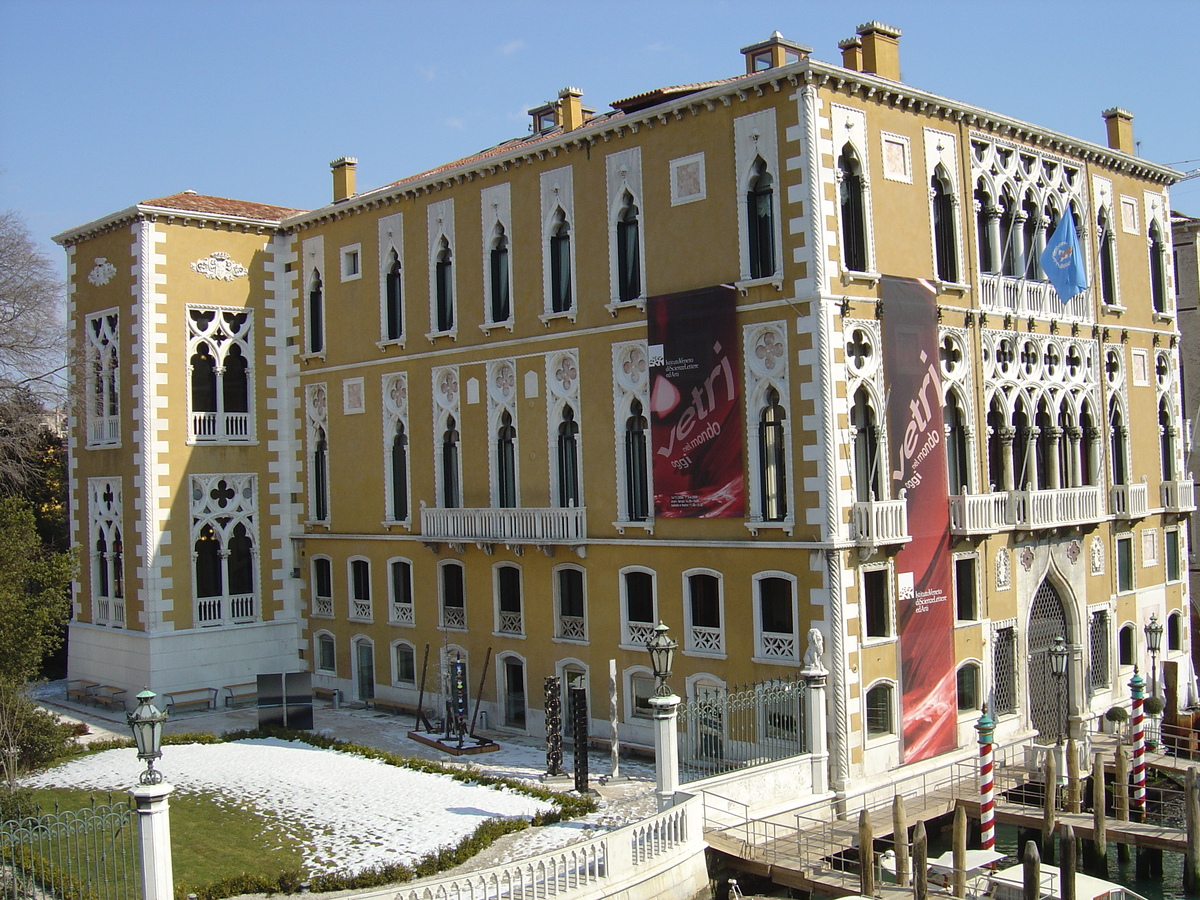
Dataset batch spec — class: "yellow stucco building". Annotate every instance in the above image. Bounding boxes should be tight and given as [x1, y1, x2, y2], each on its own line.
[56, 22, 1192, 792]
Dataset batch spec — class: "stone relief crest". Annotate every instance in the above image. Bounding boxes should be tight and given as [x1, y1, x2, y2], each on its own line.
[191, 251, 249, 281]
[88, 258, 116, 286]
[995, 548, 1011, 590]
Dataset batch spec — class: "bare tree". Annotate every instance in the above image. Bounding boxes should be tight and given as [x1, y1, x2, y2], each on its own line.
[0, 211, 65, 491]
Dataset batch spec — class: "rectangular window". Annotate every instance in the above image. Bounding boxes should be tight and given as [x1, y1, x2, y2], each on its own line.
[1166, 530, 1181, 582]
[631, 674, 655, 719]
[350, 559, 371, 620]
[341, 244, 362, 281]
[496, 566, 522, 635]
[862, 568, 890, 638]
[624, 570, 655, 645]
[1117, 536, 1134, 593]
[955, 556, 978, 621]
[441, 563, 465, 629]
[317, 635, 335, 673]
[557, 568, 586, 641]
[313, 558, 333, 617]
[993, 626, 1017, 715]
[395, 644, 416, 684]
[390, 560, 414, 625]
[957, 666, 979, 711]
[1089, 610, 1111, 692]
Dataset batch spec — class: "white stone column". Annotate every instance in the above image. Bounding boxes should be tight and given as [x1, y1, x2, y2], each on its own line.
[804, 663, 830, 794]
[649, 693, 681, 812]
[130, 783, 174, 900]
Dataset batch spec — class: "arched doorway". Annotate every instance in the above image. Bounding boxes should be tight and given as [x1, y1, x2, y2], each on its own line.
[1027, 581, 1069, 740]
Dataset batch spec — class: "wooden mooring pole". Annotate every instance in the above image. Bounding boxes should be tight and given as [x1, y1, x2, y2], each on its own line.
[859, 808, 875, 898]
[1087, 751, 1107, 874]
[913, 819, 928, 900]
[1022, 840, 1040, 900]
[1185, 765, 1200, 893]
[1042, 749, 1057, 862]
[952, 804, 967, 899]
[1059, 823, 1076, 900]
[894, 793, 910, 888]
[1066, 738, 1081, 813]
[1115, 743, 1130, 863]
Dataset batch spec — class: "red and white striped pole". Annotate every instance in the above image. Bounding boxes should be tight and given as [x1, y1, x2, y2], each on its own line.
[975, 704, 996, 850]
[1130, 666, 1146, 819]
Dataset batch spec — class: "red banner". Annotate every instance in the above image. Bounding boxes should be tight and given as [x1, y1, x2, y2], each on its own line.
[647, 286, 744, 517]
[881, 276, 957, 763]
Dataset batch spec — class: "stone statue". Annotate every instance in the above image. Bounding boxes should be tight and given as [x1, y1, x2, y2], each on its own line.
[803, 627, 825, 668]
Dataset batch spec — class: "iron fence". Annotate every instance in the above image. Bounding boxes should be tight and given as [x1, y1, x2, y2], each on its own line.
[677, 674, 808, 783]
[1, 796, 138, 900]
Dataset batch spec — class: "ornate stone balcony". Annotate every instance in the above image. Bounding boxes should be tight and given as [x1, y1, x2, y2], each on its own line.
[949, 492, 1010, 535]
[1161, 479, 1196, 514]
[420, 504, 587, 552]
[978, 273, 1092, 323]
[951, 485, 1105, 535]
[1110, 482, 1150, 520]
[850, 495, 909, 547]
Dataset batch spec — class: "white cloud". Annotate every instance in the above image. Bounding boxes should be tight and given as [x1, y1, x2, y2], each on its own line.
[499, 40, 526, 55]
[444, 117, 466, 131]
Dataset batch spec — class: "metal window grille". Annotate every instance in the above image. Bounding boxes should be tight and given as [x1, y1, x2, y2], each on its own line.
[1089, 610, 1111, 692]
[993, 626, 1017, 715]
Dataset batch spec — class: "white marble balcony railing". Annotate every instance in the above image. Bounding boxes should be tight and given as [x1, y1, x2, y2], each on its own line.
[979, 273, 1092, 322]
[1009, 485, 1104, 529]
[949, 492, 1010, 535]
[1111, 482, 1150, 519]
[850, 497, 909, 546]
[1161, 479, 1196, 513]
[421, 505, 586, 544]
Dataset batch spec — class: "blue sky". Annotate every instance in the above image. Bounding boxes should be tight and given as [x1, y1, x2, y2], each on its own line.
[3, 0, 1197, 269]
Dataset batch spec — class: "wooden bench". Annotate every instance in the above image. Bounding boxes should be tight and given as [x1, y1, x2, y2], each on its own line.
[365, 698, 432, 720]
[223, 682, 258, 708]
[164, 687, 218, 714]
[312, 686, 341, 706]
[65, 680, 98, 704]
[90, 685, 127, 710]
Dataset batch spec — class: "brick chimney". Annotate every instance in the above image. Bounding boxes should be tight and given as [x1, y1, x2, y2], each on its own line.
[558, 87, 586, 131]
[838, 36, 863, 72]
[1102, 108, 1135, 154]
[856, 21, 902, 80]
[740, 31, 812, 74]
[330, 157, 357, 202]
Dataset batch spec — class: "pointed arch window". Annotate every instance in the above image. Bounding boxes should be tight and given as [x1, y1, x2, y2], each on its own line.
[308, 270, 324, 353]
[986, 398, 1007, 492]
[747, 157, 776, 279]
[838, 145, 867, 272]
[86, 312, 120, 447]
[975, 183, 998, 274]
[496, 410, 517, 508]
[1022, 197, 1043, 280]
[759, 388, 788, 521]
[385, 250, 403, 341]
[187, 309, 252, 441]
[435, 238, 454, 332]
[191, 474, 258, 627]
[441, 416, 461, 508]
[1149, 220, 1167, 313]
[1109, 399, 1129, 485]
[624, 399, 650, 522]
[1098, 209, 1117, 306]
[932, 169, 959, 283]
[851, 388, 883, 502]
[1000, 196, 1021, 277]
[489, 226, 511, 323]
[1160, 398, 1175, 481]
[946, 392, 970, 494]
[550, 209, 573, 312]
[557, 406, 580, 507]
[313, 427, 329, 522]
[191, 343, 217, 414]
[389, 422, 409, 521]
[616, 192, 641, 301]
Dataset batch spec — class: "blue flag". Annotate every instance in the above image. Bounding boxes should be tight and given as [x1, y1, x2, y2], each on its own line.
[1040, 213, 1088, 303]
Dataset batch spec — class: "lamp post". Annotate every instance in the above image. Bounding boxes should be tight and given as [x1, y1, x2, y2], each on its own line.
[126, 689, 174, 900]
[1048, 635, 1068, 744]
[646, 622, 680, 812]
[1145, 612, 1164, 699]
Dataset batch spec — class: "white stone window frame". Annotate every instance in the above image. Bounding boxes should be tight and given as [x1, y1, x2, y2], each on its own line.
[85, 308, 121, 448]
[858, 560, 896, 644]
[540, 166, 578, 323]
[480, 183, 515, 333]
[734, 108, 784, 291]
[342, 377, 365, 415]
[611, 341, 653, 533]
[989, 617, 1019, 717]
[1120, 195, 1139, 234]
[1115, 531, 1136, 594]
[952, 550, 982, 623]
[863, 678, 900, 744]
[301, 235, 326, 360]
[682, 567, 726, 659]
[310, 554, 334, 619]
[340, 242, 362, 282]
[1131, 348, 1150, 386]
[391, 638, 419, 687]
[546, 349, 582, 509]
[426, 199, 457, 341]
[625, 665, 656, 721]
[552, 563, 588, 644]
[378, 212, 405, 349]
[305, 383, 330, 525]
[1091, 176, 1122, 310]
[831, 104, 878, 281]
[189, 472, 260, 627]
[487, 359, 520, 509]
[186, 305, 256, 444]
[314, 630, 337, 675]
[670, 151, 707, 206]
[1144, 190, 1174, 318]
[1164, 526, 1184, 583]
[492, 561, 525, 639]
[1141, 528, 1158, 568]
[619, 565, 658, 650]
[923, 127, 968, 291]
[744, 321, 794, 535]
[752, 570, 799, 665]
[495, 651, 530, 731]
[955, 658, 985, 718]
[437, 559, 467, 632]
[431, 366, 462, 511]
[880, 131, 912, 184]
[87, 477, 124, 628]
[382, 372, 411, 528]
[606, 147, 647, 311]
[387, 556, 415, 626]
[347, 555, 373, 622]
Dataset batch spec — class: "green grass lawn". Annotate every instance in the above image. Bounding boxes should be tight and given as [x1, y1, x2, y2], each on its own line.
[28, 786, 308, 890]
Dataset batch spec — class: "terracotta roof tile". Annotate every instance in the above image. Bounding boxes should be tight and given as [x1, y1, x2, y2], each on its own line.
[141, 191, 305, 222]
[611, 77, 742, 113]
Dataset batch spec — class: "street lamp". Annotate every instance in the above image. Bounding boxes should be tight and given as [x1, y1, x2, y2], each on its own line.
[1048, 636, 1068, 744]
[127, 689, 168, 785]
[647, 621, 677, 696]
[1144, 612, 1164, 698]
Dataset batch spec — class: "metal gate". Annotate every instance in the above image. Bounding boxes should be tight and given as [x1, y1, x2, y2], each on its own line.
[677, 675, 808, 783]
[1, 796, 138, 900]
[1027, 580, 1070, 740]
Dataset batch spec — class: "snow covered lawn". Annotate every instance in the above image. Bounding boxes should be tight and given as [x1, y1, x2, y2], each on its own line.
[25, 737, 555, 873]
